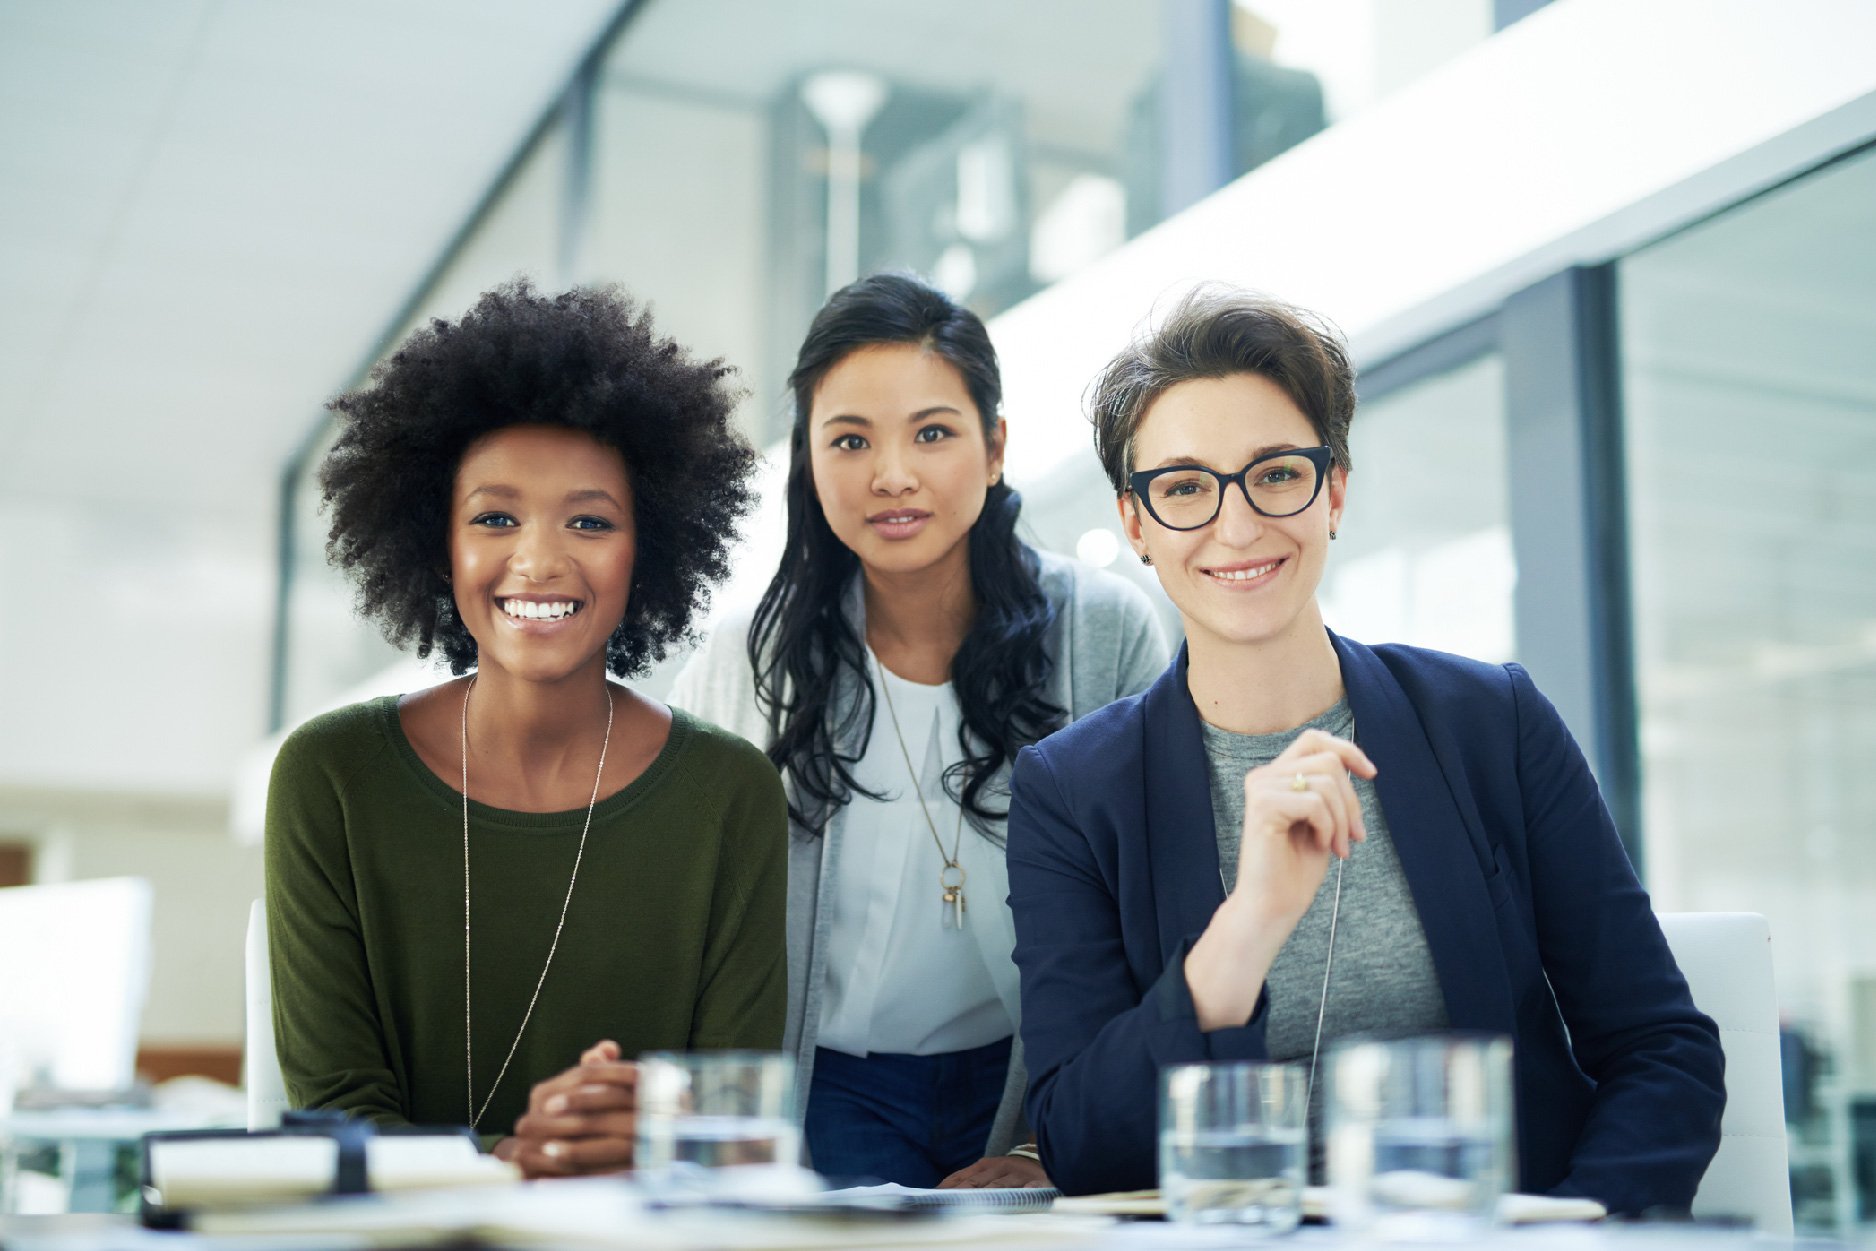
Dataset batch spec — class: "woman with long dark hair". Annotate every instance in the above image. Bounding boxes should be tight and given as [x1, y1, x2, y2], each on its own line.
[672, 273, 1167, 1188]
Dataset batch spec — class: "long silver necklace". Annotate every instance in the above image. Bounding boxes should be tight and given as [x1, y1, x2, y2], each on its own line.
[461, 675, 614, 1131]
[874, 655, 969, 930]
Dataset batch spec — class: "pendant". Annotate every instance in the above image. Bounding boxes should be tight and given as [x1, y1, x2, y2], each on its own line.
[941, 863, 967, 930]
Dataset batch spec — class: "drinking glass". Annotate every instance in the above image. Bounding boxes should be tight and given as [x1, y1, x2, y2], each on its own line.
[1326, 1035, 1514, 1239]
[634, 1052, 799, 1179]
[1159, 1062, 1307, 1230]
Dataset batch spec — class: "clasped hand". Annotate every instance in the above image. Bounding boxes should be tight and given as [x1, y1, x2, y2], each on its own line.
[1185, 728, 1375, 1031]
[495, 1040, 638, 1177]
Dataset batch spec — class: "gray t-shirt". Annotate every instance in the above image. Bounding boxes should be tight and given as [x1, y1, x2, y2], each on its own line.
[1202, 697, 1448, 1174]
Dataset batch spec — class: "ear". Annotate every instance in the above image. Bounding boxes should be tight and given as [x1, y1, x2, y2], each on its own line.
[1327, 464, 1349, 535]
[1117, 492, 1152, 564]
[986, 417, 1008, 485]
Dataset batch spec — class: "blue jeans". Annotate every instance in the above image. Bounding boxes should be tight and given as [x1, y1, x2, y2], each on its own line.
[805, 1037, 1012, 1186]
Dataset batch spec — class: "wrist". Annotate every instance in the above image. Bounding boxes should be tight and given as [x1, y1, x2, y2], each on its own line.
[1211, 890, 1295, 956]
[1186, 896, 1291, 1031]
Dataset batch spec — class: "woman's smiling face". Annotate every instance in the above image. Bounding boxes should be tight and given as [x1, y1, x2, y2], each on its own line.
[1120, 372, 1345, 652]
[808, 342, 1005, 578]
[449, 424, 636, 684]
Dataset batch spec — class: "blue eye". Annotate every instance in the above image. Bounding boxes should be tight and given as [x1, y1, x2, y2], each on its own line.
[471, 512, 517, 528]
[569, 516, 614, 531]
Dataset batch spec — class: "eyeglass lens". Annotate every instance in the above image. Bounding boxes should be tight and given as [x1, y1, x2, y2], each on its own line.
[1145, 455, 1322, 527]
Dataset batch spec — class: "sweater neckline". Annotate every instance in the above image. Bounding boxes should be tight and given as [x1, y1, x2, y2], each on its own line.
[373, 691, 694, 831]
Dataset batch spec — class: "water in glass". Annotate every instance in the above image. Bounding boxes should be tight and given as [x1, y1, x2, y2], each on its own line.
[1160, 1061, 1307, 1231]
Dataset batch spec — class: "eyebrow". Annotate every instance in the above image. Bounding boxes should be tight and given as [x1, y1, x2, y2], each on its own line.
[1145, 442, 1302, 471]
[564, 488, 624, 507]
[462, 484, 624, 508]
[820, 405, 963, 428]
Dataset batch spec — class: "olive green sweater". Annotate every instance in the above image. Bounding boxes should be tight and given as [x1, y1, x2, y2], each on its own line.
[264, 696, 787, 1139]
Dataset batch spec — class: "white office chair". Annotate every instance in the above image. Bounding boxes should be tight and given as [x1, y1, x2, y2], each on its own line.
[244, 898, 292, 1130]
[1655, 912, 1792, 1236]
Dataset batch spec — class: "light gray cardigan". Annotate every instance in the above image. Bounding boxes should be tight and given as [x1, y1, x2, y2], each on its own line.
[668, 549, 1169, 1158]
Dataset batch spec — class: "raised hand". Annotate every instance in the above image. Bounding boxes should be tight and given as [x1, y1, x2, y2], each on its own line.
[1232, 728, 1373, 926]
[1184, 729, 1374, 1031]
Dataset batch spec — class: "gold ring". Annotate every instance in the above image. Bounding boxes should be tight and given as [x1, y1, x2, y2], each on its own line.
[1291, 772, 1310, 792]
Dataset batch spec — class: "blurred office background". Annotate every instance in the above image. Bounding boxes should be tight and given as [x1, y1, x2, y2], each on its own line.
[2, 0, 1873, 1229]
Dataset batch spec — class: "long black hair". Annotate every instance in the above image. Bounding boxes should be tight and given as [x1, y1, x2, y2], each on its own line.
[749, 273, 1063, 839]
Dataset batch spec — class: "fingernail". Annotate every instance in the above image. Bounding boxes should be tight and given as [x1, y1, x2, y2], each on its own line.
[544, 1142, 564, 1158]
[546, 1095, 567, 1114]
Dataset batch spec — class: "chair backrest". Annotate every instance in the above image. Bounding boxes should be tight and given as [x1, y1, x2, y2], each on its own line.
[244, 898, 291, 1130]
[1655, 912, 1792, 1236]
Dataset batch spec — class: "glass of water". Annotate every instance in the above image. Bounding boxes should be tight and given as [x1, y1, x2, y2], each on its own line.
[1160, 1062, 1307, 1230]
[634, 1052, 799, 1181]
[1326, 1035, 1514, 1239]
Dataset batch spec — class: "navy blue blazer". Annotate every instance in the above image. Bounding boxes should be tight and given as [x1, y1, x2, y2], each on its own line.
[1007, 632, 1724, 1213]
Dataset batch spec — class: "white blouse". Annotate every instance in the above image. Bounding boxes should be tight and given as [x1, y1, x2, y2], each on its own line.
[815, 655, 1020, 1057]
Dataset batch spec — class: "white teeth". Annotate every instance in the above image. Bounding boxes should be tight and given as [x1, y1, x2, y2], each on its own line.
[503, 600, 578, 621]
[1211, 562, 1277, 582]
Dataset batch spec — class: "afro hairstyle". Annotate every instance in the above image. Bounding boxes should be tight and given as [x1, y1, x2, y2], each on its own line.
[319, 279, 757, 678]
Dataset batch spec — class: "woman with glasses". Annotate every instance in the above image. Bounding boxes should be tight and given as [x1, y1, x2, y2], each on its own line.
[1005, 288, 1725, 1215]
[671, 273, 1167, 1188]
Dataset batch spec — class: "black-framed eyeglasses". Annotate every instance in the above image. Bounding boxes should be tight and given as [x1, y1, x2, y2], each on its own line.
[1127, 446, 1334, 531]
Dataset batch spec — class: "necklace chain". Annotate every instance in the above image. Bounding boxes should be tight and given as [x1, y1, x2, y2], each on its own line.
[873, 655, 968, 928]
[461, 676, 614, 1131]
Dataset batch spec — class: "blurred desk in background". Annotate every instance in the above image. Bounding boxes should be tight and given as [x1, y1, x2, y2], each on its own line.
[1, 1105, 242, 1216]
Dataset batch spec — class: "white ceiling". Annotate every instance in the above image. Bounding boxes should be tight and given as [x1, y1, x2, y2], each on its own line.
[0, 0, 622, 795]
[0, 0, 624, 519]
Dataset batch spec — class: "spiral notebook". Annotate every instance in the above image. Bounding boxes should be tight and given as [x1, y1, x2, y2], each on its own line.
[820, 1183, 1060, 1213]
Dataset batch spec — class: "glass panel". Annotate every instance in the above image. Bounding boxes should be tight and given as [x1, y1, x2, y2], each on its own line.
[1621, 146, 1876, 1234]
[1320, 353, 1514, 662]
[594, 0, 1166, 445]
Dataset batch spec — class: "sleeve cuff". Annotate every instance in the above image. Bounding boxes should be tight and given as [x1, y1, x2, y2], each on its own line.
[1153, 936, 1270, 1061]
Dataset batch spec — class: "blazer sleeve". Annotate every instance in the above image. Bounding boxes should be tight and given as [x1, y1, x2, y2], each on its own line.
[1510, 663, 1725, 1212]
[1008, 742, 1269, 1195]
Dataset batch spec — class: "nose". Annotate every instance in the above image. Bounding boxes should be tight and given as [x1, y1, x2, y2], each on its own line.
[872, 442, 918, 496]
[1210, 478, 1268, 547]
[509, 521, 572, 580]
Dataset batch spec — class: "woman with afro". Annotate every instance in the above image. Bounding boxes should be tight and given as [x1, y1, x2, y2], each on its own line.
[265, 281, 786, 1176]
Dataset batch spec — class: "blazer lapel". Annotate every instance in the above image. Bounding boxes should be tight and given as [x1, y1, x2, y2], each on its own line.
[1333, 633, 1517, 1034]
[1141, 645, 1228, 969]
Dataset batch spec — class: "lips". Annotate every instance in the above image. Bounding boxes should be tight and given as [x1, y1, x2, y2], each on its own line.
[866, 508, 932, 540]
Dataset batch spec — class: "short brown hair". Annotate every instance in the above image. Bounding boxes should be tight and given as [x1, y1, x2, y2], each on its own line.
[1088, 286, 1355, 495]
